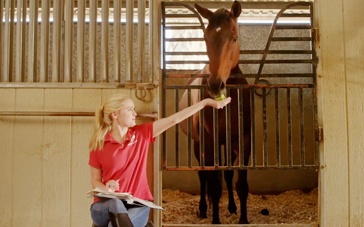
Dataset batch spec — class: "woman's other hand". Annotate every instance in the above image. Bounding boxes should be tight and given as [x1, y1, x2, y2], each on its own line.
[105, 180, 120, 192]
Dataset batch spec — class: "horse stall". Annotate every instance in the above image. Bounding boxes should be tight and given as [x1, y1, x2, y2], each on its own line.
[161, 1, 319, 226]
[1, 0, 364, 227]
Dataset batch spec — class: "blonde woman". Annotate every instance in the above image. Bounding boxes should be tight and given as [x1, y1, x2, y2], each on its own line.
[89, 93, 231, 227]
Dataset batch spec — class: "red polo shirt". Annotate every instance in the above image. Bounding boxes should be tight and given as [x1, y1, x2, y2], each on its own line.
[89, 122, 155, 201]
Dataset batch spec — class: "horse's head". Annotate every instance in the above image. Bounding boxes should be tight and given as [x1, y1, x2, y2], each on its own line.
[195, 1, 241, 99]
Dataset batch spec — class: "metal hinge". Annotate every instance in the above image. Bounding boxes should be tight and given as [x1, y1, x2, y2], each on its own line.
[315, 127, 324, 142]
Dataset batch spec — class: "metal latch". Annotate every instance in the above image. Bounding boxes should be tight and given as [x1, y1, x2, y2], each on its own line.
[315, 127, 324, 142]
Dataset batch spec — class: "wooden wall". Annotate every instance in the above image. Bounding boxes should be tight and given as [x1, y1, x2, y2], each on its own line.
[316, 0, 364, 226]
[0, 88, 158, 226]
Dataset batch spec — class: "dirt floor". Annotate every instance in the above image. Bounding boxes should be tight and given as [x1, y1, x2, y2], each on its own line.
[162, 188, 318, 225]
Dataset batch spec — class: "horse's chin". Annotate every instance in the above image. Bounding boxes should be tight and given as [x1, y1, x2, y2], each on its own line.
[208, 89, 227, 100]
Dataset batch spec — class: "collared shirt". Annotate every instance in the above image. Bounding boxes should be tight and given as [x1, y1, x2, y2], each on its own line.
[89, 122, 155, 201]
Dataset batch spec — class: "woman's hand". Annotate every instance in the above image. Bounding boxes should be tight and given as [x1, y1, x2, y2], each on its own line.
[207, 97, 231, 109]
[105, 180, 120, 192]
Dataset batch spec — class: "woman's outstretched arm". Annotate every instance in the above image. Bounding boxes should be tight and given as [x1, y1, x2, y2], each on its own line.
[152, 97, 231, 138]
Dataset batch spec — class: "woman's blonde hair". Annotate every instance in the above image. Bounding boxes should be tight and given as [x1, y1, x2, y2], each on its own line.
[89, 93, 131, 151]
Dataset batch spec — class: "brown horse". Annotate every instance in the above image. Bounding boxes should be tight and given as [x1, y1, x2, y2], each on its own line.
[179, 1, 251, 224]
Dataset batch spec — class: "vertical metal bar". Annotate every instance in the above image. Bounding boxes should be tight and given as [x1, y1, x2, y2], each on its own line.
[275, 88, 280, 166]
[225, 87, 231, 167]
[40, 0, 50, 82]
[287, 88, 292, 166]
[310, 2, 319, 167]
[161, 2, 167, 169]
[126, 0, 133, 81]
[187, 89, 192, 168]
[2, 0, 13, 82]
[101, 0, 109, 82]
[262, 88, 268, 167]
[0, 0, 3, 81]
[89, 0, 97, 82]
[145, 1, 154, 82]
[138, 0, 145, 82]
[238, 87, 245, 167]
[199, 87, 205, 167]
[15, 0, 26, 82]
[21, 0, 27, 81]
[64, 0, 73, 82]
[27, 0, 38, 82]
[213, 108, 219, 167]
[113, 0, 121, 82]
[53, 0, 62, 82]
[251, 87, 256, 167]
[299, 87, 305, 166]
[77, 0, 85, 82]
[174, 89, 180, 168]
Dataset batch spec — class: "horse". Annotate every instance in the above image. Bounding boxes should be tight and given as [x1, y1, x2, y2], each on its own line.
[178, 1, 251, 224]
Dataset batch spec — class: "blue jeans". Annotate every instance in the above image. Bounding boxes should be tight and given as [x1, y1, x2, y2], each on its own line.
[91, 198, 150, 227]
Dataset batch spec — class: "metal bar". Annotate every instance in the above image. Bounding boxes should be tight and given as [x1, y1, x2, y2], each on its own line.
[0, 0, 3, 81]
[77, 0, 86, 82]
[164, 165, 319, 171]
[28, 0, 38, 82]
[299, 87, 305, 166]
[89, 0, 97, 82]
[262, 88, 268, 167]
[113, 0, 121, 82]
[164, 26, 202, 30]
[241, 50, 313, 54]
[275, 88, 281, 167]
[251, 87, 256, 168]
[138, 0, 145, 82]
[2, 0, 13, 82]
[40, 0, 50, 82]
[165, 38, 205, 42]
[213, 108, 219, 167]
[287, 88, 292, 166]
[126, 0, 133, 81]
[271, 37, 312, 42]
[15, 0, 25, 82]
[175, 90, 180, 168]
[0, 111, 157, 119]
[52, 0, 62, 82]
[101, 0, 109, 82]
[238, 87, 245, 167]
[187, 88, 192, 168]
[64, 0, 73, 82]
[199, 87, 205, 168]
[225, 88, 232, 167]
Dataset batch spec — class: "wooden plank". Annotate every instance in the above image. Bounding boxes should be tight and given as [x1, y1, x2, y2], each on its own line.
[70, 89, 100, 227]
[0, 89, 15, 226]
[41, 89, 72, 226]
[343, 0, 364, 226]
[12, 89, 43, 226]
[315, 0, 349, 226]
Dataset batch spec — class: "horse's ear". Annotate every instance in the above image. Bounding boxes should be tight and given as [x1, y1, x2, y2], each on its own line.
[230, 1, 242, 18]
[195, 3, 213, 20]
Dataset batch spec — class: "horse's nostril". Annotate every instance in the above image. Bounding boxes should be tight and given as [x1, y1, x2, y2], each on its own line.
[220, 82, 225, 90]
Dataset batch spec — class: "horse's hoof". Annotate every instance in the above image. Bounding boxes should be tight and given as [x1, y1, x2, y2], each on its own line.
[228, 204, 237, 214]
[212, 219, 221, 224]
[197, 211, 207, 219]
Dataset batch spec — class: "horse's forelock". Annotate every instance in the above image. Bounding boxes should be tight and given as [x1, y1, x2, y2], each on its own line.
[209, 8, 230, 28]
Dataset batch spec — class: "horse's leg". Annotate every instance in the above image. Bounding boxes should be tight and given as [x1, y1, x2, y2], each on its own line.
[236, 169, 249, 224]
[207, 170, 222, 224]
[224, 170, 237, 214]
[236, 134, 251, 224]
[194, 141, 208, 219]
[197, 170, 208, 219]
